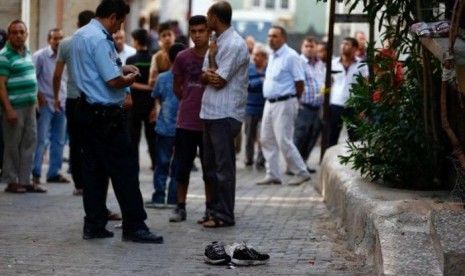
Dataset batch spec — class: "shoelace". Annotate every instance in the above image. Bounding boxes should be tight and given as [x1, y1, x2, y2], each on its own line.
[241, 241, 260, 259]
[212, 242, 227, 255]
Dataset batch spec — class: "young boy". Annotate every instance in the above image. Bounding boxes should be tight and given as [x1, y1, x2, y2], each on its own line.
[146, 43, 186, 208]
[169, 15, 213, 223]
[148, 21, 175, 88]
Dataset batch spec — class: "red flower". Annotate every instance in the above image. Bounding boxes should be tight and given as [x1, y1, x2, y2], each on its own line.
[373, 90, 381, 103]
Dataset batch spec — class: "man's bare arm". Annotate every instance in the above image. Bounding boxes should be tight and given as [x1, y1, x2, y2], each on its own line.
[53, 61, 65, 112]
[295, 80, 305, 98]
[173, 74, 184, 100]
[0, 75, 17, 124]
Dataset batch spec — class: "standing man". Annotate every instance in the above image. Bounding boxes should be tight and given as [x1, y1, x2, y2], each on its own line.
[32, 28, 70, 185]
[257, 26, 311, 186]
[113, 29, 136, 65]
[293, 37, 325, 173]
[244, 43, 267, 171]
[200, 1, 249, 228]
[126, 29, 157, 170]
[53, 10, 95, 196]
[53, 10, 122, 223]
[70, 0, 163, 243]
[0, 20, 44, 193]
[169, 15, 213, 223]
[328, 37, 368, 147]
[354, 31, 367, 61]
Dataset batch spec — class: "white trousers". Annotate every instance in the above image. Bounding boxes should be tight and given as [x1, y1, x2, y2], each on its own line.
[260, 98, 308, 180]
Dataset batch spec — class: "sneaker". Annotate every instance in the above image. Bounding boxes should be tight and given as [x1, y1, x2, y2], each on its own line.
[230, 241, 270, 266]
[204, 241, 231, 265]
[169, 207, 186, 222]
[166, 203, 177, 209]
[145, 200, 165, 209]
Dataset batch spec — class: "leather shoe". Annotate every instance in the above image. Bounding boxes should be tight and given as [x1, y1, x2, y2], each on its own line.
[83, 228, 114, 240]
[122, 229, 164, 244]
[256, 177, 281, 185]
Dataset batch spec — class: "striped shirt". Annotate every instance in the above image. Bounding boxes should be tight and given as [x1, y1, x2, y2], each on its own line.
[200, 27, 249, 122]
[0, 42, 37, 108]
[299, 55, 325, 107]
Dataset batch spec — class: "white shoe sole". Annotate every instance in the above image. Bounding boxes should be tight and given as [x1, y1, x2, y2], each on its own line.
[231, 258, 270, 266]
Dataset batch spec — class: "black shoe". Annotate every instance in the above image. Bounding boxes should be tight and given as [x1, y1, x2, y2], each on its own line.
[204, 241, 231, 265]
[307, 167, 316, 174]
[83, 228, 114, 240]
[122, 229, 164, 244]
[231, 241, 270, 266]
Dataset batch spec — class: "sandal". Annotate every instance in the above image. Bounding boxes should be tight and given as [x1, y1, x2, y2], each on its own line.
[47, 174, 70, 183]
[4, 183, 26, 193]
[107, 211, 122, 221]
[197, 209, 213, 224]
[203, 217, 235, 228]
[24, 184, 47, 193]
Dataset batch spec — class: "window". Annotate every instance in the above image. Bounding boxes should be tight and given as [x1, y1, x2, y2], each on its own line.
[281, 0, 289, 9]
[252, 0, 261, 7]
[265, 0, 275, 9]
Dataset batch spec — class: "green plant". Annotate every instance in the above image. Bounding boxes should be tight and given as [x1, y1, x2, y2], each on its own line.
[339, 49, 444, 188]
[325, 0, 448, 188]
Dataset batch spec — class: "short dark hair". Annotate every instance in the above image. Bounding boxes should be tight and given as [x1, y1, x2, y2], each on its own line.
[270, 25, 287, 40]
[78, 10, 95, 27]
[96, 0, 130, 20]
[158, 21, 172, 34]
[303, 36, 318, 44]
[209, 1, 232, 25]
[131, 28, 149, 47]
[47, 28, 62, 40]
[7, 20, 27, 34]
[168, 43, 185, 63]
[189, 15, 207, 27]
[344, 37, 359, 49]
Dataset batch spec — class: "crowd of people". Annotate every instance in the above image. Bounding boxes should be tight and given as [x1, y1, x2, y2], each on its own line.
[0, 0, 369, 243]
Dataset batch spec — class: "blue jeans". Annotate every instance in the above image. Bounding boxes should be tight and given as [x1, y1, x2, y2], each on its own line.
[152, 134, 177, 205]
[32, 106, 66, 179]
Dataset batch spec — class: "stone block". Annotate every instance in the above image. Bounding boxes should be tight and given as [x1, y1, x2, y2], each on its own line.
[430, 210, 465, 275]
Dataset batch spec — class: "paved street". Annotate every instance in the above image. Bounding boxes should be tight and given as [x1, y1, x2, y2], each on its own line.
[0, 137, 372, 275]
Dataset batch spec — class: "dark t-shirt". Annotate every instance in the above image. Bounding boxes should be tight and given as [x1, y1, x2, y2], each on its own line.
[126, 50, 154, 113]
[171, 48, 205, 131]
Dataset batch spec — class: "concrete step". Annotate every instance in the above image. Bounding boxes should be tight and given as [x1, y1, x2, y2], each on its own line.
[375, 219, 442, 275]
[319, 145, 464, 276]
[430, 210, 465, 275]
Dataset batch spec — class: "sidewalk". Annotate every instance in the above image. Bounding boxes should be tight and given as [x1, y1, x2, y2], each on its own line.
[0, 137, 372, 275]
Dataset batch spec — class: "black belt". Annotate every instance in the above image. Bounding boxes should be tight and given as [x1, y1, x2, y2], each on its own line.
[301, 104, 320, 111]
[267, 94, 296, 103]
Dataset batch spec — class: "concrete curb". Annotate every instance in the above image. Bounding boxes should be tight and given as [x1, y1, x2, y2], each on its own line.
[318, 145, 464, 275]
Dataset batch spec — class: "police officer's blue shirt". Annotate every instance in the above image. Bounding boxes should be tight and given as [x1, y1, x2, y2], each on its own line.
[70, 19, 127, 106]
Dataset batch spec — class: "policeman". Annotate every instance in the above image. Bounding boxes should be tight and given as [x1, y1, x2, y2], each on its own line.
[70, 0, 163, 243]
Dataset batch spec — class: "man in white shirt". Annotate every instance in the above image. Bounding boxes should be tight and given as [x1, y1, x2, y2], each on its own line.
[112, 29, 136, 65]
[328, 37, 369, 147]
[257, 26, 311, 186]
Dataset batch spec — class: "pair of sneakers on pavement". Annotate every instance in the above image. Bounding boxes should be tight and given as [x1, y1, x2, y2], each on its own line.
[204, 241, 270, 266]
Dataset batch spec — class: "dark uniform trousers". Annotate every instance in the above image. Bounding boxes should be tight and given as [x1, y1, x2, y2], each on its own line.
[76, 98, 148, 233]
